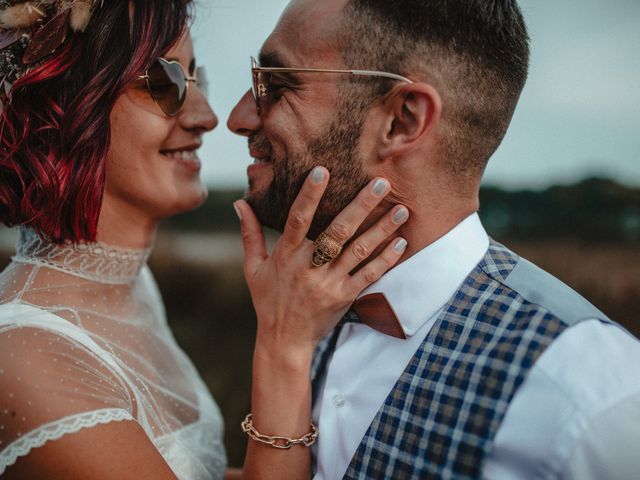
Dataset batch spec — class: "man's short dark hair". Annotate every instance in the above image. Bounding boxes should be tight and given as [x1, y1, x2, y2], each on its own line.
[338, 0, 530, 182]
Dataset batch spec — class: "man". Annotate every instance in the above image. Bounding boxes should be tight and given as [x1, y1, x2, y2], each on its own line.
[229, 0, 640, 478]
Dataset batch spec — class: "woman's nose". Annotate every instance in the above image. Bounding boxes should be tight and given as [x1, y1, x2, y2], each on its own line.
[180, 84, 218, 132]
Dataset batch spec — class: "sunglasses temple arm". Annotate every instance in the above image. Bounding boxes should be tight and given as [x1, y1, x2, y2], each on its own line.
[349, 70, 413, 83]
[252, 66, 413, 84]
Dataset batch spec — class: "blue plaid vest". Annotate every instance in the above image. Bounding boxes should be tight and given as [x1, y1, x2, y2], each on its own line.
[311, 241, 611, 479]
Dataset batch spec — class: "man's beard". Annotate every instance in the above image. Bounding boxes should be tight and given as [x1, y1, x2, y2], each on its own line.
[245, 100, 371, 240]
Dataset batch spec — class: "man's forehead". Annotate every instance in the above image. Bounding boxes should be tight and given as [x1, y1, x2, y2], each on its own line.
[282, 0, 347, 26]
[260, 0, 348, 66]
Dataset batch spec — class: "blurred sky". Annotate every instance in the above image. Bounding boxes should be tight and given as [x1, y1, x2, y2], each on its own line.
[191, 0, 640, 191]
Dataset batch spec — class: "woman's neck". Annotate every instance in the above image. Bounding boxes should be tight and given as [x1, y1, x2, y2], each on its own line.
[97, 196, 158, 249]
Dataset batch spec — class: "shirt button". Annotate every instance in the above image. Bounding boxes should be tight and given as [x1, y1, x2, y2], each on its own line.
[333, 394, 345, 407]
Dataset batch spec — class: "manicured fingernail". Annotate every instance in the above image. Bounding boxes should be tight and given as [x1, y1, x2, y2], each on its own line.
[393, 206, 409, 224]
[233, 201, 242, 221]
[394, 238, 407, 253]
[372, 178, 389, 196]
[311, 167, 325, 184]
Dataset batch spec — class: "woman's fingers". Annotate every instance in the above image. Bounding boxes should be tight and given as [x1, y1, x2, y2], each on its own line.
[331, 204, 409, 274]
[345, 237, 408, 296]
[234, 200, 268, 275]
[280, 166, 330, 248]
[319, 177, 391, 252]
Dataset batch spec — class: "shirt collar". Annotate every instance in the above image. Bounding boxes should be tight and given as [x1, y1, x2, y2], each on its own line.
[357, 213, 490, 337]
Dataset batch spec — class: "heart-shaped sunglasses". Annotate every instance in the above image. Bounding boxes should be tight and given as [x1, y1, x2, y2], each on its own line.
[137, 58, 207, 116]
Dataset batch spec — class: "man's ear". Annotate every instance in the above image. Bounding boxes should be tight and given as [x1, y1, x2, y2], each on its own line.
[377, 83, 442, 160]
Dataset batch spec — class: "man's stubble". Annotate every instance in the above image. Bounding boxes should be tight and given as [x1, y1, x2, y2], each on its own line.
[245, 93, 371, 240]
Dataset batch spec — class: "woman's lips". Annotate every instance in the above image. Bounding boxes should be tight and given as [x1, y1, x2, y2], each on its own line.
[161, 149, 201, 172]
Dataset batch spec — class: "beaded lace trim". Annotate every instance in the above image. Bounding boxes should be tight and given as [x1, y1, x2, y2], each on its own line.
[12, 228, 152, 285]
[0, 408, 134, 474]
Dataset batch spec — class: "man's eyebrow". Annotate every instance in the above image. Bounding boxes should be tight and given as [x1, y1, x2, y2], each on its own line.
[258, 51, 287, 68]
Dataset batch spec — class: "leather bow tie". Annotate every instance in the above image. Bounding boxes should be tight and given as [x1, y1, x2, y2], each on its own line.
[348, 292, 406, 339]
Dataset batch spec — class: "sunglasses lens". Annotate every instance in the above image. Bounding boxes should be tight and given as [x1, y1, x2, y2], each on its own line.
[196, 66, 208, 97]
[146, 59, 187, 116]
[250, 57, 257, 99]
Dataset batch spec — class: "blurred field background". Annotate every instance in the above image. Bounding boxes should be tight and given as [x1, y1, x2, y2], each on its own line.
[0, 177, 638, 467]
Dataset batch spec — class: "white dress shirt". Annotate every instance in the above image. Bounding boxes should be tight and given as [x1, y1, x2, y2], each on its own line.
[312, 213, 640, 479]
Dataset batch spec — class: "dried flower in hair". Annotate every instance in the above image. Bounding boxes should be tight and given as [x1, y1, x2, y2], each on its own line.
[0, 0, 102, 94]
[22, 10, 68, 64]
[0, 2, 45, 29]
[69, 0, 92, 32]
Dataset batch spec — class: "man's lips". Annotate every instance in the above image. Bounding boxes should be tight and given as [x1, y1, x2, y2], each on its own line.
[250, 149, 272, 164]
[247, 149, 273, 180]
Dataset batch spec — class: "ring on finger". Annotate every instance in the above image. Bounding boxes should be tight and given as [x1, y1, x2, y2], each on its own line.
[311, 232, 342, 268]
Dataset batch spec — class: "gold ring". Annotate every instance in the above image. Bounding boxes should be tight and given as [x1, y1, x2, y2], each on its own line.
[311, 232, 342, 268]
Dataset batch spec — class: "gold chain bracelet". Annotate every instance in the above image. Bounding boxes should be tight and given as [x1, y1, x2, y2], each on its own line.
[241, 413, 318, 449]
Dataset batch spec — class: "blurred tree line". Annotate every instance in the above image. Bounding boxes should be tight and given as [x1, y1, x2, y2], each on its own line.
[163, 177, 640, 243]
[480, 177, 640, 242]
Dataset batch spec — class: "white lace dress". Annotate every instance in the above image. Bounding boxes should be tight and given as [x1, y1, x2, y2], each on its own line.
[0, 229, 227, 478]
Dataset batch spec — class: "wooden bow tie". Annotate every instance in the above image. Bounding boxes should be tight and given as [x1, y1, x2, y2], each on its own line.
[350, 293, 406, 339]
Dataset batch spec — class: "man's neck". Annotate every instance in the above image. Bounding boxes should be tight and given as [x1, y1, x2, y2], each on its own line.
[395, 204, 479, 264]
[348, 195, 479, 272]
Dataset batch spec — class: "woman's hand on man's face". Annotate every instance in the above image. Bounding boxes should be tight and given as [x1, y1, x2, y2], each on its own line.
[233, 166, 409, 362]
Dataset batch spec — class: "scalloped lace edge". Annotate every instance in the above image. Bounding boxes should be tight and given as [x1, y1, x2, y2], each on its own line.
[0, 408, 134, 474]
[13, 227, 151, 285]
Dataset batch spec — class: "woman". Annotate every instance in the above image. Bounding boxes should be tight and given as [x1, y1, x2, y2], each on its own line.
[0, 1, 408, 478]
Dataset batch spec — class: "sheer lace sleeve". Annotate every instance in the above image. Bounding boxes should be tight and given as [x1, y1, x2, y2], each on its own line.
[0, 306, 136, 474]
[0, 232, 228, 479]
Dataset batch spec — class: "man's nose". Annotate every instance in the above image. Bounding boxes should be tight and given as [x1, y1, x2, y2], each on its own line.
[227, 89, 261, 137]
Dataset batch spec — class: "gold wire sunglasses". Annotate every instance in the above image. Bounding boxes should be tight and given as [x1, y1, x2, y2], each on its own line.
[250, 56, 413, 114]
[138, 58, 207, 117]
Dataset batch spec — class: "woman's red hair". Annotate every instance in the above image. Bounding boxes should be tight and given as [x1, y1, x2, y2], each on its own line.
[0, 0, 193, 242]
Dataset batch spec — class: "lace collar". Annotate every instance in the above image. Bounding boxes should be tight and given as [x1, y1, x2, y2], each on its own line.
[13, 228, 152, 285]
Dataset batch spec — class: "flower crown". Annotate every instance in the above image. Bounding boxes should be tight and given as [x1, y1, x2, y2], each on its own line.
[0, 0, 103, 96]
